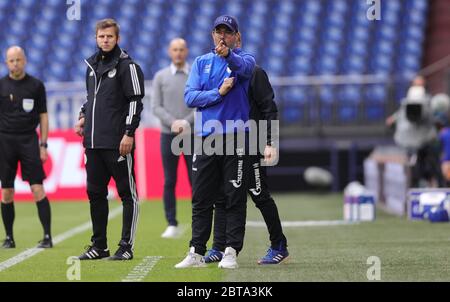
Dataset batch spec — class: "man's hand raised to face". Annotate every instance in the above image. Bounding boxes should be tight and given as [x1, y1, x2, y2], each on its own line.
[215, 40, 230, 57]
[219, 77, 235, 96]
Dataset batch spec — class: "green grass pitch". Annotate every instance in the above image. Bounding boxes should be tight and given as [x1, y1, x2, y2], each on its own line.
[0, 193, 449, 282]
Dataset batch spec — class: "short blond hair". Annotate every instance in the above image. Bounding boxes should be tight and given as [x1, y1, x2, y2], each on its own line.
[95, 18, 120, 36]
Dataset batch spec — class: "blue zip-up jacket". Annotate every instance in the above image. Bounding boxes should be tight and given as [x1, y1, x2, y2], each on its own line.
[184, 48, 256, 137]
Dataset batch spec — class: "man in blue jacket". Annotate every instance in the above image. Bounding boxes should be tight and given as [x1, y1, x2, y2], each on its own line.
[175, 15, 255, 269]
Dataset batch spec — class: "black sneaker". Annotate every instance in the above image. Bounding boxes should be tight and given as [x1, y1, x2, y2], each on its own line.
[78, 245, 110, 260]
[37, 235, 53, 248]
[108, 243, 133, 260]
[1, 237, 15, 249]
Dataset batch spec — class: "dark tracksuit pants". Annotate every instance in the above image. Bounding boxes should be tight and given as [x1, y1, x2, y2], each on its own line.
[213, 155, 287, 252]
[160, 132, 193, 227]
[85, 149, 139, 250]
[189, 134, 249, 256]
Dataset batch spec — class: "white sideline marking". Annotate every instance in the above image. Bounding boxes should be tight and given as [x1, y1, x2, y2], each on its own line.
[122, 256, 162, 282]
[0, 206, 123, 273]
[247, 220, 359, 227]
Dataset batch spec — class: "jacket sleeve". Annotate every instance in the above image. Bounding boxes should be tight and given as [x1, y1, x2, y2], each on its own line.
[79, 99, 87, 119]
[251, 67, 278, 145]
[121, 61, 145, 135]
[37, 81, 47, 114]
[79, 68, 90, 119]
[184, 57, 223, 109]
[225, 50, 256, 79]
[151, 72, 176, 127]
[182, 110, 195, 125]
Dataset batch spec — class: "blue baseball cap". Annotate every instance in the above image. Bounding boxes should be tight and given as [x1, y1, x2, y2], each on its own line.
[213, 15, 239, 33]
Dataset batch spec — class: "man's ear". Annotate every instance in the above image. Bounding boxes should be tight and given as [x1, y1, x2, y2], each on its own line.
[236, 32, 242, 47]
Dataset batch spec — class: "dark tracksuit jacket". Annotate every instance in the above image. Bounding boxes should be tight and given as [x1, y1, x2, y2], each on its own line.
[81, 45, 144, 148]
[79, 45, 144, 249]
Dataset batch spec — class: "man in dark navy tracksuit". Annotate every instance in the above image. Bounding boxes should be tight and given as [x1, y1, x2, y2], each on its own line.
[74, 19, 144, 261]
[205, 65, 290, 265]
[175, 15, 255, 269]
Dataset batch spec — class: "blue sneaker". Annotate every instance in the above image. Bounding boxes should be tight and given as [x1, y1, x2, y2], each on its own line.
[258, 247, 289, 265]
[204, 248, 224, 263]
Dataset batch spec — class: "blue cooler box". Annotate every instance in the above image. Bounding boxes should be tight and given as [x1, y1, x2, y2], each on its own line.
[408, 189, 450, 220]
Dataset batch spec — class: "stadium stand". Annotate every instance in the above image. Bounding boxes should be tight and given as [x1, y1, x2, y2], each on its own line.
[0, 0, 429, 127]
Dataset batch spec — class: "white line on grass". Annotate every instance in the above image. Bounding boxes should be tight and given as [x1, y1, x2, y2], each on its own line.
[122, 256, 162, 282]
[246, 220, 359, 227]
[0, 206, 123, 273]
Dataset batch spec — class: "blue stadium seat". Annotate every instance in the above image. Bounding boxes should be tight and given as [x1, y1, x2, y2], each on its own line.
[251, 1, 268, 15]
[284, 87, 310, 104]
[337, 85, 361, 103]
[338, 105, 358, 123]
[365, 84, 387, 103]
[282, 105, 303, 125]
[302, 13, 320, 28]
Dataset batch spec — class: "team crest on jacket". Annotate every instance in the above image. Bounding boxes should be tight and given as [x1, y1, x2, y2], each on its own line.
[89, 71, 94, 77]
[108, 68, 117, 78]
[22, 98, 34, 112]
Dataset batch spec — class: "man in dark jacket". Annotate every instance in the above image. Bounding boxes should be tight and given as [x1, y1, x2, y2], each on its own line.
[74, 19, 144, 261]
[205, 65, 289, 265]
[0, 46, 52, 249]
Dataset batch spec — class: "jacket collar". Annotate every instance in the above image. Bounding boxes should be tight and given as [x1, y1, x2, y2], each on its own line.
[86, 45, 129, 76]
[86, 45, 128, 66]
[170, 62, 190, 75]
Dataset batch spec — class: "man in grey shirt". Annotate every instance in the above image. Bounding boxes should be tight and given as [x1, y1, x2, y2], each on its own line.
[152, 38, 194, 238]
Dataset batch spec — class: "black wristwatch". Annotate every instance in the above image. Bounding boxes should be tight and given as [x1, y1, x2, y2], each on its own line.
[40, 142, 48, 148]
[125, 129, 135, 137]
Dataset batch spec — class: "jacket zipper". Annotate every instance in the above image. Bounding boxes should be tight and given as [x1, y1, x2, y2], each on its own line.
[84, 60, 102, 149]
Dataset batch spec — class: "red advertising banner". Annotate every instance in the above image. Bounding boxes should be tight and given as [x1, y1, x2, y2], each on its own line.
[1, 129, 192, 201]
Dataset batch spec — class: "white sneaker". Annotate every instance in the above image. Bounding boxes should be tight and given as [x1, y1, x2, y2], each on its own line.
[218, 247, 239, 269]
[174, 247, 207, 268]
[161, 225, 179, 238]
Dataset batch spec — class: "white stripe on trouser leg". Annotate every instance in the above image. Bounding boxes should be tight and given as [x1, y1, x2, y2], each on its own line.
[127, 154, 138, 246]
[126, 154, 138, 247]
[126, 153, 139, 247]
